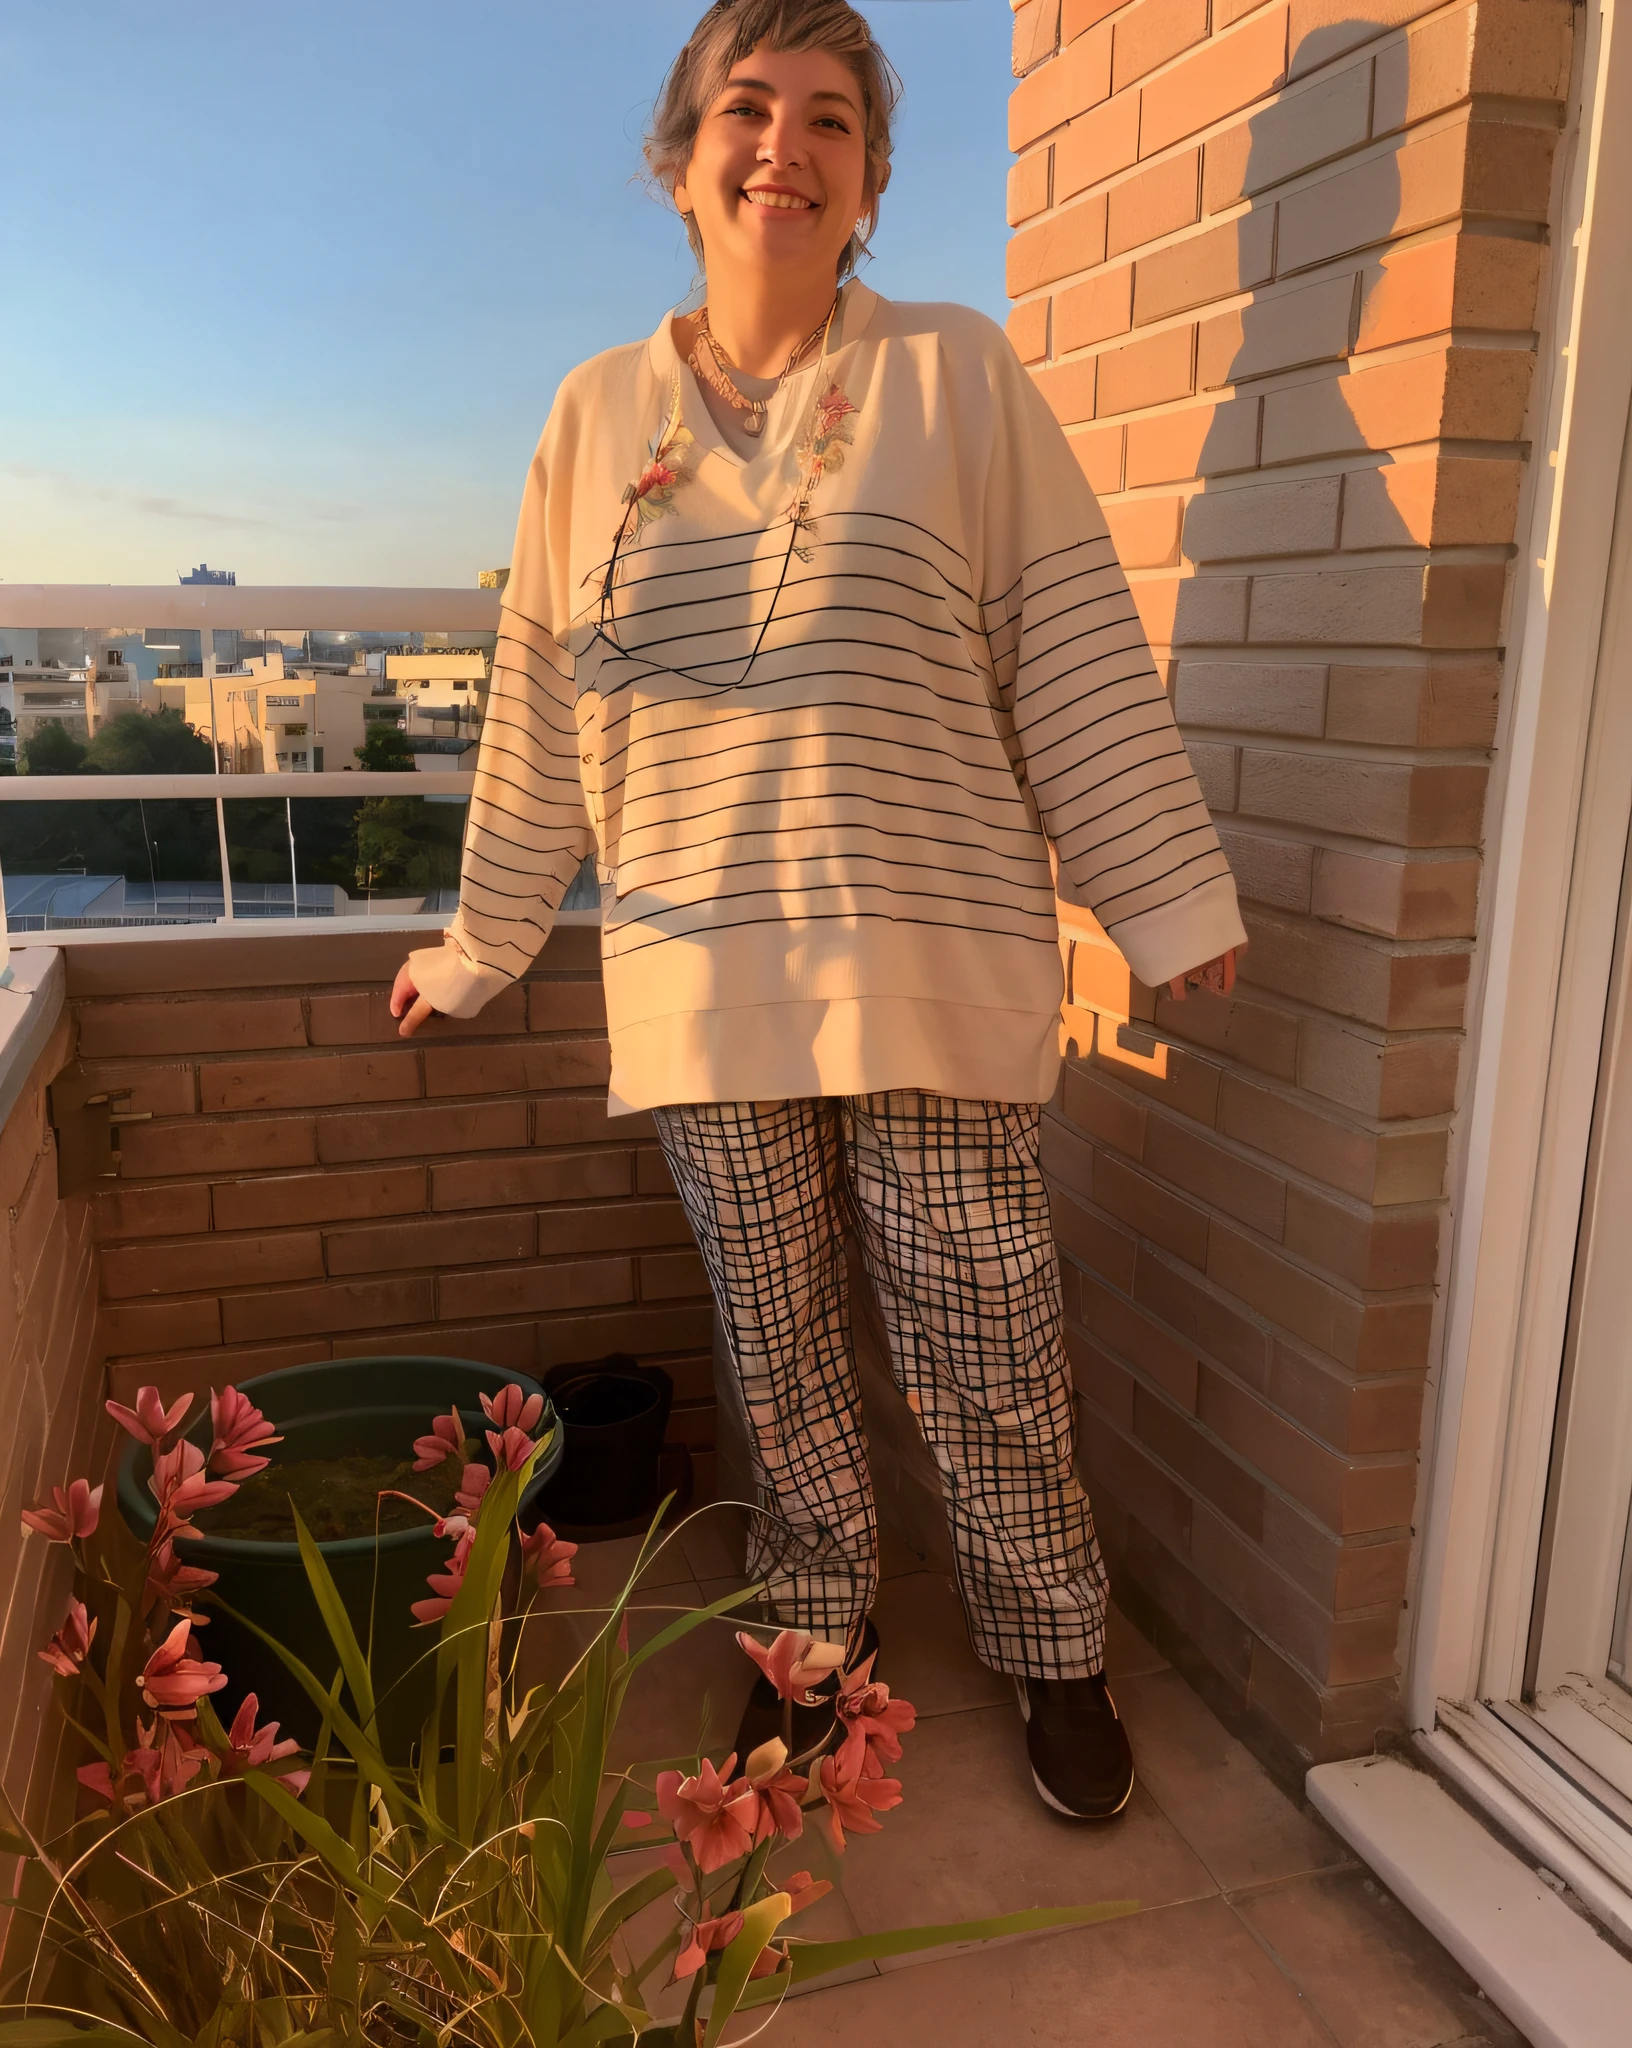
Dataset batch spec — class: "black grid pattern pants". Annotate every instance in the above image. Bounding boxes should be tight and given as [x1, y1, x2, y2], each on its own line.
[651, 1092, 1109, 1680]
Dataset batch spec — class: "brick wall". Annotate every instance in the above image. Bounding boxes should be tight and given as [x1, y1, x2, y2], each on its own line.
[0, 955, 106, 1856]
[1008, 0, 1571, 1772]
[65, 924, 716, 1495]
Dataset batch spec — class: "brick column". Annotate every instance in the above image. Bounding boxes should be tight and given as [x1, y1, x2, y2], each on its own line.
[1008, 0, 1571, 1772]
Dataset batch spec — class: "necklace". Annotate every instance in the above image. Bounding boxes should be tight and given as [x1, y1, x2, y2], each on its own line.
[688, 296, 837, 438]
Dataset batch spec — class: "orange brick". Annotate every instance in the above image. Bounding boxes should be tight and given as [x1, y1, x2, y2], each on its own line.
[314, 1099, 527, 1164]
[1140, 8, 1290, 156]
[117, 1114, 317, 1180]
[1283, 1183, 1440, 1291]
[438, 1257, 633, 1322]
[331, 1320, 536, 1372]
[1051, 1182, 1140, 1294]
[1084, 1268, 1202, 1405]
[1067, 1323, 1138, 1429]
[1238, 751, 1487, 846]
[432, 1148, 631, 1212]
[1107, 150, 1200, 258]
[101, 1231, 325, 1300]
[538, 1199, 694, 1257]
[1008, 147, 1052, 225]
[1240, 911, 1470, 1031]
[534, 1095, 632, 1148]
[1097, 323, 1195, 415]
[1325, 659, 1499, 748]
[639, 1249, 712, 1300]
[306, 983, 526, 1046]
[1031, 354, 1099, 426]
[1168, 574, 1251, 647]
[1069, 421, 1125, 494]
[1133, 209, 1275, 326]
[1151, 982, 1303, 1081]
[222, 1275, 435, 1343]
[1104, 494, 1184, 568]
[1008, 297, 1050, 364]
[1340, 456, 1521, 552]
[73, 1058, 196, 1118]
[1058, 1066, 1148, 1156]
[1259, 349, 1533, 466]
[1014, 0, 1063, 74]
[1201, 57, 1371, 210]
[108, 1341, 330, 1406]
[75, 997, 305, 1060]
[1055, 91, 1141, 202]
[1056, 265, 1133, 351]
[1287, 0, 1445, 81]
[1143, 1115, 1288, 1236]
[1134, 1240, 1270, 1382]
[199, 1050, 420, 1115]
[1298, 1024, 1461, 1122]
[527, 980, 607, 1032]
[637, 1148, 677, 1196]
[1007, 194, 1109, 293]
[1010, 22, 1115, 150]
[1064, 0, 1124, 37]
[1096, 1150, 1211, 1266]
[1215, 830, 1316, 910]
[1196, 272, 1354, 389]
[423, 1038, 610, 1098]
[1219, 1072, 1445, 1204]
[94, 1181, 212, 1242]
[326, 1211, 534, 1276]
[1125, 398, 1258, 485]
[535, 1303, 714, 1370]
[212, 1164, 427, 1232]
[1183, 476, 1341, 562]
[1311, 849, 1480, 939]
[1112, 0, 1210, 92]
[1134, 1385, 1266, 1534]
[102, 1296, 223, 1359]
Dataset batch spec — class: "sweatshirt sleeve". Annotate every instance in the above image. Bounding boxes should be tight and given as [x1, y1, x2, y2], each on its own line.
[408, 399, 595, 1020]
[978, 334, 1246, 990]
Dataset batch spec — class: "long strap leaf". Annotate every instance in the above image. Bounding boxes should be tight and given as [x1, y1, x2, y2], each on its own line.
[704, 1893, 791, 2048]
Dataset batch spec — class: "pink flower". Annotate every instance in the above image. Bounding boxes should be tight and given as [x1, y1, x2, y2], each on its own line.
[413, 1406, 465, 1472]
[21, 1478, 103, 1543]
[735, 1627, 847, 1706]
[433, 1512, 470, 1541]
[745, 1736, 807, 1844]
[39, 1598, 96, 1678]
[412, 1528, 475, 1625]
[835, 1664, 916, 1776]
[145, 1538, 218, 1607]
[106, 1386, 193, 1449]
[673, 1910, 744, 1982]
[480, 1383, 544, 1435]
[454, 1462, 490, 1517]
[817, 1749, 902, 1852]
[632, 459, 678, 501]
[80, 1720, 208, 1810]
[485, 1426, 534, 1472]
[150, 1440, 236, 1525]
[784, 1869, 833, 1916]
[520, 1520, 576, 1588]
[221, 1693, 309, 1795]
[656, 1755, 759, 1873]
[208, 1386, 282, 1480]
[139, 1616, 228, 1721]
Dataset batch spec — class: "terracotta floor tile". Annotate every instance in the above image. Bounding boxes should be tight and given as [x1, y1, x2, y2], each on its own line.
[1116, 1668, 1351, 1891]
[869, 1571, 1012, 1717]
[751, 1895, 1340, 2045]
[1236, 1869, 1528, 2048]
[834, 1701, 1216, 1952]
[674, 1502, 748, 1584]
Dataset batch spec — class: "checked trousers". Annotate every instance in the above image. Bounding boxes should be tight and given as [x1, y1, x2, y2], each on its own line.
[651, 1092, 1110, 1681]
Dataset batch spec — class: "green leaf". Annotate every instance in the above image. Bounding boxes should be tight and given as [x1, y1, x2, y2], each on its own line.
[737, 1900, 1140, 2006]
[625, 1580, 769, 1675]
[239, 1768, 392, 1923]
[290, 1508, 376, 1733]
[704, 1892, 792, 2048]
[583, 1864, 677, 1959]
[0, 2023, 151, 2045]
[0, 1828, 31, 1858]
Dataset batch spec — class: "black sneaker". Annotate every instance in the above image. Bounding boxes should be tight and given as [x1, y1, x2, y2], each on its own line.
[1014, 1671, 1135, 1820]
[732, 1619, 880, 1770]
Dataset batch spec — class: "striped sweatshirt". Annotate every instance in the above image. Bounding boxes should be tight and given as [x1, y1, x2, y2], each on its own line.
[410, 281, 1245, 1115]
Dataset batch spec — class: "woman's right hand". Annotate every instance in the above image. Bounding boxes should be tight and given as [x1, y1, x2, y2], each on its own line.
[390, 961, 440, 1038]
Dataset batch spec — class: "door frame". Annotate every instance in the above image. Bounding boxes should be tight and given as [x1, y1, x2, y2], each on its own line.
[1407, 0, 1632, 1918]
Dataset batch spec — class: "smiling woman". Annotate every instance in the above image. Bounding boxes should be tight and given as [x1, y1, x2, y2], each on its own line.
[390, 0, 1246, 1830]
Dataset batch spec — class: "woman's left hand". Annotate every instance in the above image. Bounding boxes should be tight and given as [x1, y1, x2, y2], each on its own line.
[1168, 949, 1237, 1002]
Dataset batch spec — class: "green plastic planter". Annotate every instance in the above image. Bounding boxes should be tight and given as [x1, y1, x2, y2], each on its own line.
[117, 1356, 563, 1759]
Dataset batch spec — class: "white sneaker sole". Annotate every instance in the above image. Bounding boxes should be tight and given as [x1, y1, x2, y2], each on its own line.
[1014, 1677, 1136, 1820]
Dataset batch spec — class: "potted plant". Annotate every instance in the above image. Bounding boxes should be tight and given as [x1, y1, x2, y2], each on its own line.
[1, 1377, 1133, 2043]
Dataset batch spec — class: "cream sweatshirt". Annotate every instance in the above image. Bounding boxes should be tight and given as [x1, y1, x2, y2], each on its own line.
[410, 282, 1245, 1115]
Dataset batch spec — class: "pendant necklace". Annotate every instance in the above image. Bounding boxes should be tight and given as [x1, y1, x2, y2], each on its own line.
[688, 295, 838, 438]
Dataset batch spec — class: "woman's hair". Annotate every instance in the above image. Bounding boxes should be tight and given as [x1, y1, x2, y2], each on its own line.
[646, 0, 901, 280]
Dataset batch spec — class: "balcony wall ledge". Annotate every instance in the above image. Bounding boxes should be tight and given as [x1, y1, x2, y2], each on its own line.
[0, 947, 66, 1133]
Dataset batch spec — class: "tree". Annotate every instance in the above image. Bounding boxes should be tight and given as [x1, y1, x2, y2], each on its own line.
[83, 707, 213, 775]
[355, 720, 414, 772]
[21, 723, 91, 775]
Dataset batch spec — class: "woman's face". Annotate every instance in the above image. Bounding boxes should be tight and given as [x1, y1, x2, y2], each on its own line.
[673, 44, 872, 289]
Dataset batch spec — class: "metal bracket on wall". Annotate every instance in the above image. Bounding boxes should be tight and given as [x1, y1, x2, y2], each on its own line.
[47, 1063, 153, 1197]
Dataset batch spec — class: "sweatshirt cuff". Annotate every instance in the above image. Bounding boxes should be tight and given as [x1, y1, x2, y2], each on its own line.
[406, 934, 515, 1020]
[1104, 875, 1248, 989]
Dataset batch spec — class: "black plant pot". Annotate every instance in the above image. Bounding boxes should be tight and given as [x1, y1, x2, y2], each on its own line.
[532, 1354, 676, 1539]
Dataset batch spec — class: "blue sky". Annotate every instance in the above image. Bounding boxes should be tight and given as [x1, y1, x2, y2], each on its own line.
[2, 1, 1012, 588]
